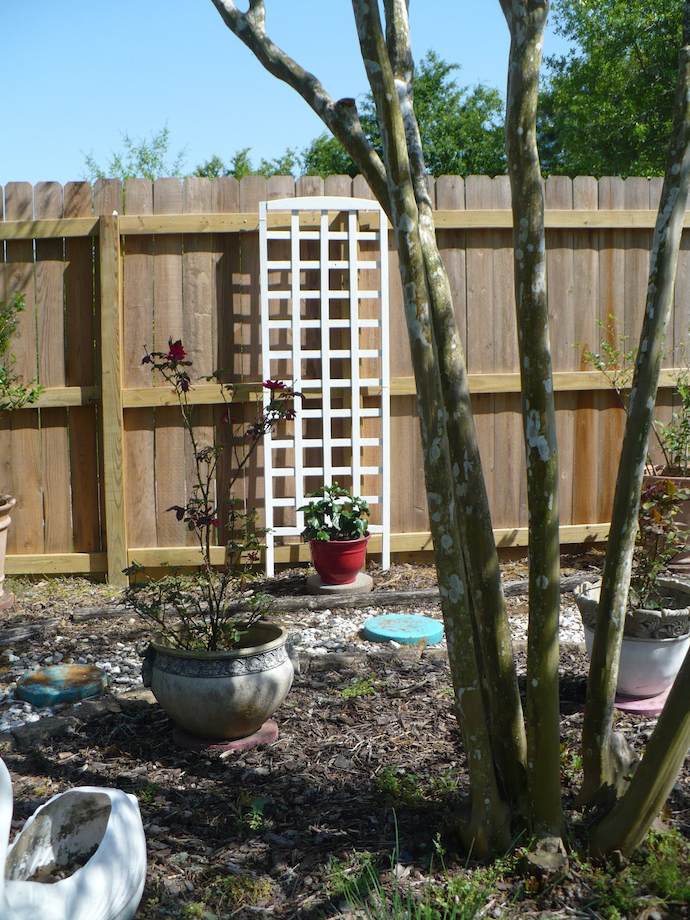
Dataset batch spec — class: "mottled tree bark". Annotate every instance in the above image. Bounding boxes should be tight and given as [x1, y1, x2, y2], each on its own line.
[209, 0, 517, 853]
[351, 0, 511, 855]
[591, 649, 690, 855]
[382, 0, 527, 807]
[499, 0, 563, 839]
[580, 6, 690, 811]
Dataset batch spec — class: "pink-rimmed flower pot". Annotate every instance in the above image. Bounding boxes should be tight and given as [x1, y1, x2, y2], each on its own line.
[309, 535, 370, 585]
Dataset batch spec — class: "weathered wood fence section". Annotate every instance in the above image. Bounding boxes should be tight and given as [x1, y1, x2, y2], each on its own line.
[1, 174, 688, 584]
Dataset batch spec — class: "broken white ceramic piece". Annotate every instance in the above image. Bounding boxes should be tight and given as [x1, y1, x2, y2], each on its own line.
[0, 757, 146, 920]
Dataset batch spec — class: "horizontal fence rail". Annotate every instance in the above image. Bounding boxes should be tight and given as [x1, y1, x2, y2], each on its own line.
[0, 174, 687, 583]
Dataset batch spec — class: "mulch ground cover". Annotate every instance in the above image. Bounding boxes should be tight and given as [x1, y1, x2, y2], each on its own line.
[0, 553, 689, 919]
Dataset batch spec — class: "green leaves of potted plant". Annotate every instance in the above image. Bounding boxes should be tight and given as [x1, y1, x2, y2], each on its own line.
[0, 293, 42, 610]
[575, 477, 690, 699]
[587, 327, 690, 568]
[299, 483, 370, 585]
[127, 340, 300, 742]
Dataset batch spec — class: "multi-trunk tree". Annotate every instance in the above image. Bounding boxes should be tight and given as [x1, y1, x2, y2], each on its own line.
[210, 0, 690, 858]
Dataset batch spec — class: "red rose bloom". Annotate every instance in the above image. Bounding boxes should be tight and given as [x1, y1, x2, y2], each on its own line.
[166, 340, 187, 362]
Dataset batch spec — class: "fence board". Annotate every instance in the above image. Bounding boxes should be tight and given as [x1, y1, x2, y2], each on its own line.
[183, 178, 215, 538]
[238, 176, 271, 531]
[571, 177, 601, 526]
[64, 181, 101, 552]
[152, 178, 186, 546]
[4, 183, 42, 554]
[492, 176, 525, 529]
[94, 180, 123, 553]
[100, 213, 127, 586]
[123, 178, 156, 549]
[35, 181, 72, 552]
[547, 176, 576, 526]
[466, 176, 497, 515]
[212, 176, 240, 544]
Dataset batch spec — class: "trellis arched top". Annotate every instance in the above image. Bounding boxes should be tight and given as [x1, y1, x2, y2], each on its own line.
[259, 196, 390, 575]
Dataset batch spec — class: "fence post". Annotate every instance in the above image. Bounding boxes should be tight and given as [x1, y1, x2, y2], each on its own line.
[99, 214, 128, 587]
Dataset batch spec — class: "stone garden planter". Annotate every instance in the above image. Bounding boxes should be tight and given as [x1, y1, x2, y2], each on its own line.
[142, 621, 294, 740]
[575, 579, 690, 698]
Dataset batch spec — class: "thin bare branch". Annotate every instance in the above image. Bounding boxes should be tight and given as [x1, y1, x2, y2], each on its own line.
[210, 0, 390, 213]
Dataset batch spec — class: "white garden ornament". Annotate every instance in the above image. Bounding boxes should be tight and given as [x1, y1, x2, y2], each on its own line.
[0, 757, 146, 920]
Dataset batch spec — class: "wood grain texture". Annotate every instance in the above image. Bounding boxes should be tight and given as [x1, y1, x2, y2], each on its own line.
[597, 178, 628, 522]
[1, 177, 689, 574]
[465, 176, 496, 517]
[571, 177, 601, 525]
[99, 214, 127, 586]
[152, 178, 186, 546]
[4, 183, 42, 553]
[94, 180, 124, 554]
[123, 179, 156, 548]
[183, 177, 215, 545]
[4, 208, 690, 241]
[212, 176, 241, 543]
[64, 181, 101, 553]
[546, 176, 576, 526]
[35, 182, 71, 552]
[492, 176, 525, 529]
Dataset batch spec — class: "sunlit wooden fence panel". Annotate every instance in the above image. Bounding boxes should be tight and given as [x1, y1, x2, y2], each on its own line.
[0, 175, 687, 582]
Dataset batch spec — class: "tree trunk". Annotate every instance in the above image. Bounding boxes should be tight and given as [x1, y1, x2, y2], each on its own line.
[580, 7, 690, 811]
[382, 0, 527, 810]
[591, 632, 690, 855]
[500, 0, 563, 839]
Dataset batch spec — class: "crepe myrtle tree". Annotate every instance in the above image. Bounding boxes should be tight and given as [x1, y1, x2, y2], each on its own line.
[210, 0, 690, 858]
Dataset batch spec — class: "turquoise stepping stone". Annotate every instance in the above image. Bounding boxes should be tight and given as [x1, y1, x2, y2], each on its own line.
[364, 613, 444, 646]
[16, 664, 108, 707]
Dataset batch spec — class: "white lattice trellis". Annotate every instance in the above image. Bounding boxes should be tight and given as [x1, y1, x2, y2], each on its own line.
[259, 196, 390, 575]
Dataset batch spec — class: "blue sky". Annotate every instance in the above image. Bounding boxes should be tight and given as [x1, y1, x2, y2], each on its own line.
[2, 1, 571, 186]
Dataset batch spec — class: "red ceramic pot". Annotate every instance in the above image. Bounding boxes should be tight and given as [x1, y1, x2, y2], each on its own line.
[309, 535, 370, 585]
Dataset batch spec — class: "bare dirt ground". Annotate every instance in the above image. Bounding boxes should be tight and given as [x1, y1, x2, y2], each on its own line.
[0, 552, 689, 920]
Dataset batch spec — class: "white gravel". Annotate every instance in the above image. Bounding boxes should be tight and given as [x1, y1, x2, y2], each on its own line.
[284, 595, 585, 656]
[0, 596, 585, 734]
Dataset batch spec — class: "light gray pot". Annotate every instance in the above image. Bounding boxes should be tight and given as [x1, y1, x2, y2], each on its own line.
[575, 580, 690, 698]
[143, 621, 294, 740]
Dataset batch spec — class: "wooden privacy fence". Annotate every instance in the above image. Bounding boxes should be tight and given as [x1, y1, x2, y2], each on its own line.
[1, 173, 689, 585]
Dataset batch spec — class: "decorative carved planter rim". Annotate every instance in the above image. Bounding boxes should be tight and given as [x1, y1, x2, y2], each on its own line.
[150, 620, 288, 659]
[574, 578, 690, 639]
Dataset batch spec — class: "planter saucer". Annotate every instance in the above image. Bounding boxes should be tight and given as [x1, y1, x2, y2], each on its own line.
[615, 687, 671, 717]
[0, 591, 14, 611]
[364, 614, 444, 646]
[172, 719, 279, 753]
[307, 572, 373, 595]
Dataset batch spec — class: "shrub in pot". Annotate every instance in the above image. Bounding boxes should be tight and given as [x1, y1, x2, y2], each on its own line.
[649, 367, 690, 567]
[127, 341, 299, 740]
[299, 483, 370, 585]
[575, 477, 690, 698]
[587, 331, 690, 565]
[0, 293, 42, 610]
